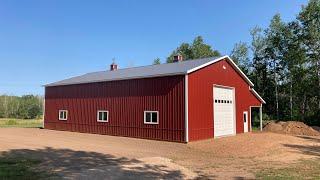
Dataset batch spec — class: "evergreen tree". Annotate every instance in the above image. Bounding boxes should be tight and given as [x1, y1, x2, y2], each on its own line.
[153, 58, 161, 65]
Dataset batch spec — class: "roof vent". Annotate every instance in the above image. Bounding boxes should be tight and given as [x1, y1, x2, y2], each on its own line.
[110, 59, 118, 71]
[173, 54, 183, 62]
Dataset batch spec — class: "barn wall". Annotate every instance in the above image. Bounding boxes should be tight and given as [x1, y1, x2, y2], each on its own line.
[188, 58, 261, 141]
[45, 75, 186, 142]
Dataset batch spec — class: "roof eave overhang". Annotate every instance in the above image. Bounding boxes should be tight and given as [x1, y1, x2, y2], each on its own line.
[44, 72, 187, 87]
[186, 55, 255, 87]
[45, 55, 255, 88]
[250, 88, 266, 104]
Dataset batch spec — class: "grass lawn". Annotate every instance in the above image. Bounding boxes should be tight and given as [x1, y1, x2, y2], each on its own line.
[0, 156, 52, 180]
[252, 126, 261, 131]
[255, 159, 320, 179]
[0, 118, 43, 128]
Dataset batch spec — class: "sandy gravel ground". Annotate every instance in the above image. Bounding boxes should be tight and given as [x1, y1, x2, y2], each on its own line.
[0, 128, 319, 179]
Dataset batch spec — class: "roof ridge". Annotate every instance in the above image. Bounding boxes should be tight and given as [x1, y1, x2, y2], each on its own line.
[45, 56, 221, 87]
[88, 57, 215, 74]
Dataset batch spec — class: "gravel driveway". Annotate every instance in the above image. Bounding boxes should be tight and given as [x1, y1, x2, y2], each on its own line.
[0, 128, 319, 179]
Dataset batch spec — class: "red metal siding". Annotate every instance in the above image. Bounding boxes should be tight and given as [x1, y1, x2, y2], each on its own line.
[45, 75, 185, 142]
[188, 58, 261, 141]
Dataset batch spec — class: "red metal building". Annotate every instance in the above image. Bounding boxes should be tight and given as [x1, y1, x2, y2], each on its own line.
[44, 56, 265, 142]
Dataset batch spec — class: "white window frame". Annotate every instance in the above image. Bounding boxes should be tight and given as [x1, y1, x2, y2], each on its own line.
[144, 111, 159, 124]
[97, 110, 109, 122]
[59, 110, 68, 121]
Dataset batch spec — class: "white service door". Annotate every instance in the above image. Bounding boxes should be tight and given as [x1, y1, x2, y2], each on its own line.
[213, 87, 235, 137]
[243, 111, 248, 133]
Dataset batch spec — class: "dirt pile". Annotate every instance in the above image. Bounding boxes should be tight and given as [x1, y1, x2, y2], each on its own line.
[264, 121, 320, 136]
[312, 126, 320, 132]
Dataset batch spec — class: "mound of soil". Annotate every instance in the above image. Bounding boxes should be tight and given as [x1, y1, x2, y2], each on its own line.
[264, 121, 320, 136]
[312, 126, 320, 132]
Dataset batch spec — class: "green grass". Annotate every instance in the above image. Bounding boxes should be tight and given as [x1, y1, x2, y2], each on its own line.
[255, 159, 320, 179]
[252, 126, 261, 132]
[0, 157, 50, 180]
[0, 118, 43, 128]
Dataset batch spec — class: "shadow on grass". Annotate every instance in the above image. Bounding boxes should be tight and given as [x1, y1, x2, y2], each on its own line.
[0, 157, 49, 179]
[0, 147, 189, 180]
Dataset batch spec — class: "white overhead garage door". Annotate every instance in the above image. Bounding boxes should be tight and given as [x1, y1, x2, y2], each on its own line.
[213, 86, 235, 137]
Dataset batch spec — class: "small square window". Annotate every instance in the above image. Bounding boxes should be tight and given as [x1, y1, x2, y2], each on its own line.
[227, 100, 230, 103]
[59, 110, 68, 121]
[218, 100, 221, 103]
[215, 99, 217, 103]
[230, 100, 232, 104]
[97, 111, 109, 122]
[144, 111, 158, 124]
[224, 100, 227, 103]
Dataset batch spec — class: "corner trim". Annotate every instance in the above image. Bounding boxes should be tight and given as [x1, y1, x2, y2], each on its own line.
[43, 97, 45, 128]
[185, 74, 189, 142]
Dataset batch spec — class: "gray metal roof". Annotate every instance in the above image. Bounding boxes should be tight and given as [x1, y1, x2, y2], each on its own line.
[46, 56, 221, 87]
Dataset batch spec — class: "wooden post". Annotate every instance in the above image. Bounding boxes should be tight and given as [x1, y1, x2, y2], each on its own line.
[260, 105, 263, 131]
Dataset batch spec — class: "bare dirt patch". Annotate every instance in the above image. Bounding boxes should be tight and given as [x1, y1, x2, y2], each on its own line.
[0, 128, 319, 179]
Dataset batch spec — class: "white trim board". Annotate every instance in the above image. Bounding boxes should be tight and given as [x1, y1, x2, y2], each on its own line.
[184, 74, 189, 142]
[97, 110, 109, 122]
[187, 55, 266, 105]
[45, 56, 255, 88]
[43, 98, 45, 128]
[58, 110, 68, 121]
[144, 111, 159, 125]
[45, 72, 186, 87]
[187, 55, 254, 87]
[250, 88, 266, 104]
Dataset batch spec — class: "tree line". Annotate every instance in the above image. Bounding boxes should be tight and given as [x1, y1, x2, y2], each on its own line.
[154, 0, 320, 126]
[0, 95, 43, 119]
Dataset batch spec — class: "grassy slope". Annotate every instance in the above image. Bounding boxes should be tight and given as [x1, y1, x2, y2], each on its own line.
[0, 118, 43, 128]
[255, 159, 320, 179]
[0, 157, 53, 180]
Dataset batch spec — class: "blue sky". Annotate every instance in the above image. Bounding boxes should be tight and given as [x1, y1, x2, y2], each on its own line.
[0, 0, 307, 96]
